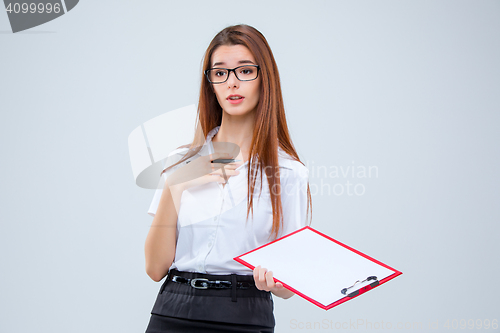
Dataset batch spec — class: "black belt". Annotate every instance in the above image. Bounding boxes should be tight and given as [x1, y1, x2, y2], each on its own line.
[167, 272, 253, 290]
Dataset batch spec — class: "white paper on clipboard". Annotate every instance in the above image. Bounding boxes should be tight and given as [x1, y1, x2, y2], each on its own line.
[234, 227, 402, 309]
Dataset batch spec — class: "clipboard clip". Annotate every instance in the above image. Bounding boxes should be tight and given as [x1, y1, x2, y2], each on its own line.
[341, 276, 379, 297]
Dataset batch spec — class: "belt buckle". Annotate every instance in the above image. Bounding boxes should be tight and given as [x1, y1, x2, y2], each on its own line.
[190, 278, 209, 289]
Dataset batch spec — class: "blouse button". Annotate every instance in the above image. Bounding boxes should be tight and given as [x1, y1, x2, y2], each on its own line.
[213, 216, 217, 221]
[208, 242, 212, 248]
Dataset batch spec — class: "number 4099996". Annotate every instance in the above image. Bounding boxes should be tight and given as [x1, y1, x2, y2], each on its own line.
[6, 2, 62, 14]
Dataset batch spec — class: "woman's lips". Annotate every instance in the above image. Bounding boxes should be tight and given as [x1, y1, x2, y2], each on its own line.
[227, 95, 244, 104]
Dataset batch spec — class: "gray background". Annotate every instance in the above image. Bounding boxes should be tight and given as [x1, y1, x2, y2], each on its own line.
[1, 0, 499, 332]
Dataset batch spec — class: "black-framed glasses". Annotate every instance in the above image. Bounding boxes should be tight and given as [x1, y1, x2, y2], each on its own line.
[204, 65, 260, 84]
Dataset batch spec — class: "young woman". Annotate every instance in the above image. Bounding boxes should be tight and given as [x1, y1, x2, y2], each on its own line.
[144, 24, 312, 332]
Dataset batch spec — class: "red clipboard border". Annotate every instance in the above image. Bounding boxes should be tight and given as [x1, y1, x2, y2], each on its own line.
[234, 226, 402, 310]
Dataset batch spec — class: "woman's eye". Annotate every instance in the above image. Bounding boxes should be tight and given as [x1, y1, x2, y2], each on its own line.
[215, 71, 227, 77]
[240, 68, 254, 75]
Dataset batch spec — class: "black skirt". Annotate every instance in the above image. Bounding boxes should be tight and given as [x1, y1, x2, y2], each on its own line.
[145, 269, 275, 333]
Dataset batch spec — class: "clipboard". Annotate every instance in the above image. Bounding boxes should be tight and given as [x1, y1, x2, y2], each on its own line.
[234, 226, 402, 310]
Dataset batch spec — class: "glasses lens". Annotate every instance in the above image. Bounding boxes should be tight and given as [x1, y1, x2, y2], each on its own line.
[208, 69, 228, 83]
[235, 66, 258, 81]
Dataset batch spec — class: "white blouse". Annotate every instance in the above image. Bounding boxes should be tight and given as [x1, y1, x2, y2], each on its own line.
[148, 126, 310, 275]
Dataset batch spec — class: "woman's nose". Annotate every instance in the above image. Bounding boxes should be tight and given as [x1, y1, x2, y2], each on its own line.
[227, 71, 239, 87]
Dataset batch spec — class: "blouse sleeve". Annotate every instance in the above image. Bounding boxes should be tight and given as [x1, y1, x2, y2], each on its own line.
[147, 147, 190, 217]
[277, 164, 310, 238]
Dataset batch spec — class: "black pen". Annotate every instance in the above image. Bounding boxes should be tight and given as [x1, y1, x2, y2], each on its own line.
[186, 159, 240, 164]
[211, 159, 240, 164]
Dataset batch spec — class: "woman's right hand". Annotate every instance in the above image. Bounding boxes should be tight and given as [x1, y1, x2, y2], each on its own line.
[166, 152, 242, 191]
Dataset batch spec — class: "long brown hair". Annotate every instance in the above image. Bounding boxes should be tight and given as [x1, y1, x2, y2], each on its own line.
[161, 24, 312, 240]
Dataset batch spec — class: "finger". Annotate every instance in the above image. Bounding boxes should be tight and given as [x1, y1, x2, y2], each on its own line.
[253, 265, 259, 280]
[210, 169, 240, 176]
[266, 270, 275, 288]
[218, 164, 238, 171]
[225, 160, 244, 166]
[259, 266, 267, 283]
[254, 266, 264, 290]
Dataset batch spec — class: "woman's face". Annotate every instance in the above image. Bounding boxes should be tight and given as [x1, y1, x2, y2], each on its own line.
[210, 44, 261, 117]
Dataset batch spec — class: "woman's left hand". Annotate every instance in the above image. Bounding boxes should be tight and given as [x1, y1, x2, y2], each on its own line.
[253, 265, 294, 299]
